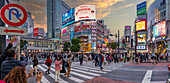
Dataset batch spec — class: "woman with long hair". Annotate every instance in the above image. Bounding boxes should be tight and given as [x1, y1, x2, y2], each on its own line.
[32, 55, 38, 69]
[2, 67, 42, 83]
[55, 57, 62, 82]
[45, 55, 52, 74]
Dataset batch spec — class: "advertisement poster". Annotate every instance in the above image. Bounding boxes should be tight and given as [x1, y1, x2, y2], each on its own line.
[137, 34, 146, 43]
[135, 19, 147, 31]
[62, 8, 75, 28]
[153, 21, 166, 37]
[75, 5, 96, 21]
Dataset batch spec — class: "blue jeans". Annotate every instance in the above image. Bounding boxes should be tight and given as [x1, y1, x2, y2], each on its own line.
[99, 61, 103, 71]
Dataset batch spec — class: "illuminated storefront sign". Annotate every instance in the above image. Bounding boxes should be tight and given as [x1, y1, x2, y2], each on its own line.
[153, 21, 166, 37]
[75, 5, 96, 21]
[135, 19, 147, 32]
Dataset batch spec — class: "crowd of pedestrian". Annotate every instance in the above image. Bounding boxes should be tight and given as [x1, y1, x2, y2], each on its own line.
[0, 37, 169, 83]
[0, 37, 43, 83]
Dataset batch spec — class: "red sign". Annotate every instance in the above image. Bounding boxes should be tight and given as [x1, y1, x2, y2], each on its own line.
[0, 4, 27, 26]
[33, 28, 38, 36]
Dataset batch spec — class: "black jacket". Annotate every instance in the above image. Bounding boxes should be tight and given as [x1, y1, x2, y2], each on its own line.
[0, 43, 12, 79]
[1, 57, 27, 79]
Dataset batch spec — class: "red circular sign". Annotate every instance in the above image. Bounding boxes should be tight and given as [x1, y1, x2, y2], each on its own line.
[0, 4, 27, 26]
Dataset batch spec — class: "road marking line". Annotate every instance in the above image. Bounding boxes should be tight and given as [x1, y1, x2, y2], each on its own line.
[37, 65, 68, 83]
[72, 64, 112, 72]
[150, 81, 166, 83]
[142, 70, 153, 83]
[30, 65, 50, 83]
[71, 68, 101, 76]
[42, 64, 84, 83]
[71, 71, 94, 79]
[51, 64, 107, 74]
[50, 64, 100, 76]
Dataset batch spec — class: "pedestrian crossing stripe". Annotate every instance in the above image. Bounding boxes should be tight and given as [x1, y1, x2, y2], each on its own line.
[50, 65, 101, 76]
[37, 65, 68, 83]
[71, 64, 112, 72]
[28, 64, 111, 83]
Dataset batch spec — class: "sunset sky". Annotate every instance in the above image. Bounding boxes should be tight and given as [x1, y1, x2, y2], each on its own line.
[20, 0, 145, 38]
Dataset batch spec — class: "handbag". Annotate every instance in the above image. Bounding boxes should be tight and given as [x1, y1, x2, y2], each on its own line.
[64, 62, 69, 67]
[46, 63, 51, 66]
[60, 64, 62, 70]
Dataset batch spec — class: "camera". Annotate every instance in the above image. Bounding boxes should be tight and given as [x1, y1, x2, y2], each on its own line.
[33, 68, 41, 76]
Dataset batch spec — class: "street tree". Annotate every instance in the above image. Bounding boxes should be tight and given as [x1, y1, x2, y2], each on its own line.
[20, 39, 28, 51]
[107, 42, 117, 50]
[63, 41, 71, 52]
[70, 38, 80, 52]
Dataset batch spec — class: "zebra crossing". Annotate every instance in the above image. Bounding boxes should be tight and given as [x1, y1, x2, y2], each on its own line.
[27, 64, 112, 83]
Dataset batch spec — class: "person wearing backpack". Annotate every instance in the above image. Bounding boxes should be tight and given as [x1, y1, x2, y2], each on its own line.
[95, 53, 99, 66]
[65, 55, 72, 77]
[79, 53, 83, 66]
[99, 53, 103, 72]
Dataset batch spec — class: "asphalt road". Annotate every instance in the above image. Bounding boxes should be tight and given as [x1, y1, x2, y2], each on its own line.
[26, 58, 170, 83]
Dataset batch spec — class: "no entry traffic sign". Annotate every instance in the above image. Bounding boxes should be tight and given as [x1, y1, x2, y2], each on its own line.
[0, 4, 27, 26]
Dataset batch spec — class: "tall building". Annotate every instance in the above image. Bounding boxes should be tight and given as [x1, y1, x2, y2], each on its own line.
[47, 0, 70, 39]
[147, 0, 169, 53]
[19, 12, 34, 36]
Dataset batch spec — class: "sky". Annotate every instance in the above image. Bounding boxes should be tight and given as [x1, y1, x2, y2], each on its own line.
[19, 0, 145, 39]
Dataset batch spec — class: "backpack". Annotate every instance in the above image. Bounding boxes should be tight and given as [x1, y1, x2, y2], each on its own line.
[102, 56, 104, 61]
[34, 59, 38, 65]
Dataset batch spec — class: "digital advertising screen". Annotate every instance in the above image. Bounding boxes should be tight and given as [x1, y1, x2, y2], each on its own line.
[137, 31, 146, 46]
[75, 5, 96, 22]
[135, 19, 147, 32]
[137, 34, 146, 43]
[153, 21, 166, 37]
[62, 8, 75, 28]
[62, 27, 67, 34]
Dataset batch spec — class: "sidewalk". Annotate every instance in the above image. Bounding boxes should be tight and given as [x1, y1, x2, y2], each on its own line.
[83, 77, 139, 83]
[126, 62, 170, 66]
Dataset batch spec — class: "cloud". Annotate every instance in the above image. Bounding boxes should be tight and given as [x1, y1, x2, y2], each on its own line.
[119, 14, 128, 16]
[117, 3, 135, 9]
[20, 0, 47, 31]
[64, 0, 125, 19]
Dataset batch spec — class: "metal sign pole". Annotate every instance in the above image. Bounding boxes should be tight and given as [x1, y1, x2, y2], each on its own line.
[0, 0, 6, 54]
[17, 36, 20, 60]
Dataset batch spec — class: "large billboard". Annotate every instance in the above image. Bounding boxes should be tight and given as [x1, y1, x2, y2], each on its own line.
[137, 1, 146, 16]
[62, 8, 75, 28]
[153, 21, 166, 37]
[135, 19, 147, 32]
[75, 5, 96, 22]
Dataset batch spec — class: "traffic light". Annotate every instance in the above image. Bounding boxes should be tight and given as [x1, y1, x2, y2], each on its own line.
[131, 39, 133, 47]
